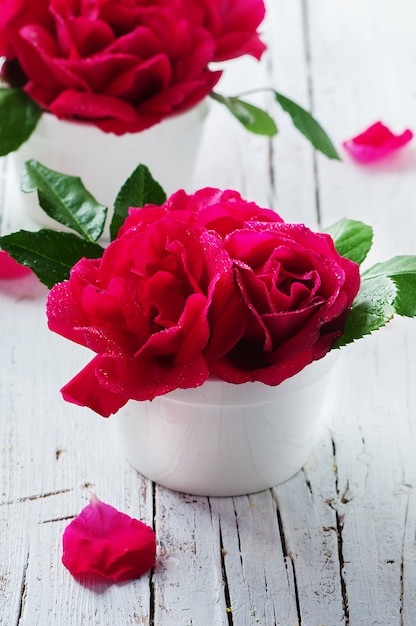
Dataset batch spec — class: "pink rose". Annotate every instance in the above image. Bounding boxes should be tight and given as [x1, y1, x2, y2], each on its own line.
[1, 0, 266, 133]
[207, 221, 361, 385]
[47, 213, 244, 416]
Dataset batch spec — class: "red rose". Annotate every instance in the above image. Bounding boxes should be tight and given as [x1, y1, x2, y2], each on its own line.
[182, 0, 266, 61]
[0, 0, 51, 58]
[126, 189, 359, 385]
[0, 0, 19, 57]
[207, 221, 360, 385]
[119, 187, 282, 239]
[47, 188, 360, 416]
[47, 213, 244, 417]
[1, 0, 266, 133]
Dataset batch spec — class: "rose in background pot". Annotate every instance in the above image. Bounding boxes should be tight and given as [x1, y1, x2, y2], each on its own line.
[0, 0, 339, 161]
[0, 0, 265, 133]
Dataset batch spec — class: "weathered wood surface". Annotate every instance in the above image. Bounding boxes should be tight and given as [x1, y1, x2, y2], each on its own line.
[2, 1, 416, 624]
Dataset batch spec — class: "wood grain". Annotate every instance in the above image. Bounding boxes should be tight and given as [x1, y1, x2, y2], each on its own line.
[1, 1, 416, 624]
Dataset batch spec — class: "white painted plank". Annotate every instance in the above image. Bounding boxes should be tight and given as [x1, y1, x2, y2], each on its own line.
[211, 492, 299, 625]
[262, 0, 320, 227]
[305, 1, 416, 623]
[192, 54, 274, 210]
[0, 501, 30, 625]
[1, 472, 155, 625]
[327, 323, 416, 625]
[402, 480, 416, 624]
[22, 513, 153, 626]
[310, 0, 416, 257]
[152, 488, 228, 626]
[274, 432, 347, 625]
[0, 284, 156, 625]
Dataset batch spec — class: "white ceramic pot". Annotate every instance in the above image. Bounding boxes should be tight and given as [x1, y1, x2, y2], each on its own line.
[8, 100, 209, 237]
[116, 354, 338, 497]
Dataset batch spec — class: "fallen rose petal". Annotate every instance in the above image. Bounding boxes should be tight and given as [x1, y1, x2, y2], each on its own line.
[342, 121, 413, 163]
[62, 495, 156, 583]
[0, 251, 33, 279]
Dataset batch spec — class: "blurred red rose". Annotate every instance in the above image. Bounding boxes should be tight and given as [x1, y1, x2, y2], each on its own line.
[0, 0, 266, 133]
[182, 0, 266, 61]
[47, 212, 244, 417]
[207, 221, 361, 385]
[0, 0, 19, 57]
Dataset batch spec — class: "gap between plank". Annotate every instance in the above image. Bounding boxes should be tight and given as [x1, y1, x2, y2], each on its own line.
[16, 549, 29, 626]
[272, 490, 302, 626]
[301, 0, 322, 228]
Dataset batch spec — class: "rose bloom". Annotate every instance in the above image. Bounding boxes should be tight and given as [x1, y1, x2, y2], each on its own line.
[209, 221, 360, 384]
[47, 188, 360, 417]
[47, 212, 245, 417]
[0, 0, 265, 133]
[122, 189, 361, 386]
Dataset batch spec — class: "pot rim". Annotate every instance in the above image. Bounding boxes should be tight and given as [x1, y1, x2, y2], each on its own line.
[157, 352, 339, 407]
[30, 98, 210, 147]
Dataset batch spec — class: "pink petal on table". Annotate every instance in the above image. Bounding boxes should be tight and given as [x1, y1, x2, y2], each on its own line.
[342, 121, 413, 163]
[0, 251, 32, 279]
[62, 495, 156, 584]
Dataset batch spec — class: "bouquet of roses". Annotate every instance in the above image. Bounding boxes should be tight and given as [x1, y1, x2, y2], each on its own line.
[1, 161, 416, 417]
[0, 0, 338, 158]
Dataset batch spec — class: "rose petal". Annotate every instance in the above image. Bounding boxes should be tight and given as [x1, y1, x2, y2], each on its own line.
[51, 89, 139, 122]
[61, 356, 129, 417]
[342, 121, 413, 163]
[0, 251, 33, 279]
[62, 495, 156, 584]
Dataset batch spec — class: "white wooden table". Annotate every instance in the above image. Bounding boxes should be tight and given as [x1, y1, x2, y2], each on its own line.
[2, 1, 416, 624]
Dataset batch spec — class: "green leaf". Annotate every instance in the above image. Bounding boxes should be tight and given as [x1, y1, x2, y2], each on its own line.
[362, 255, 416, 317]
[273, 91, 340, 159]
[362, 255, 416, 280]
[336, 255, 416, 348]
[22, 160, 107, 242]
[0, 230, 104, 289]
[210, 92, 278, 136]
[335, 276, 396, 348]
[110, 163, 167, 240]
[324, 218, 373, 265]
[0, 88, 42, 156]
[391, 274, 416, 317]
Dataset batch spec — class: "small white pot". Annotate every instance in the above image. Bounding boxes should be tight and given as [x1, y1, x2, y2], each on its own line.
[8, 100, 209, 237]
[116, 354, 338, 497]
